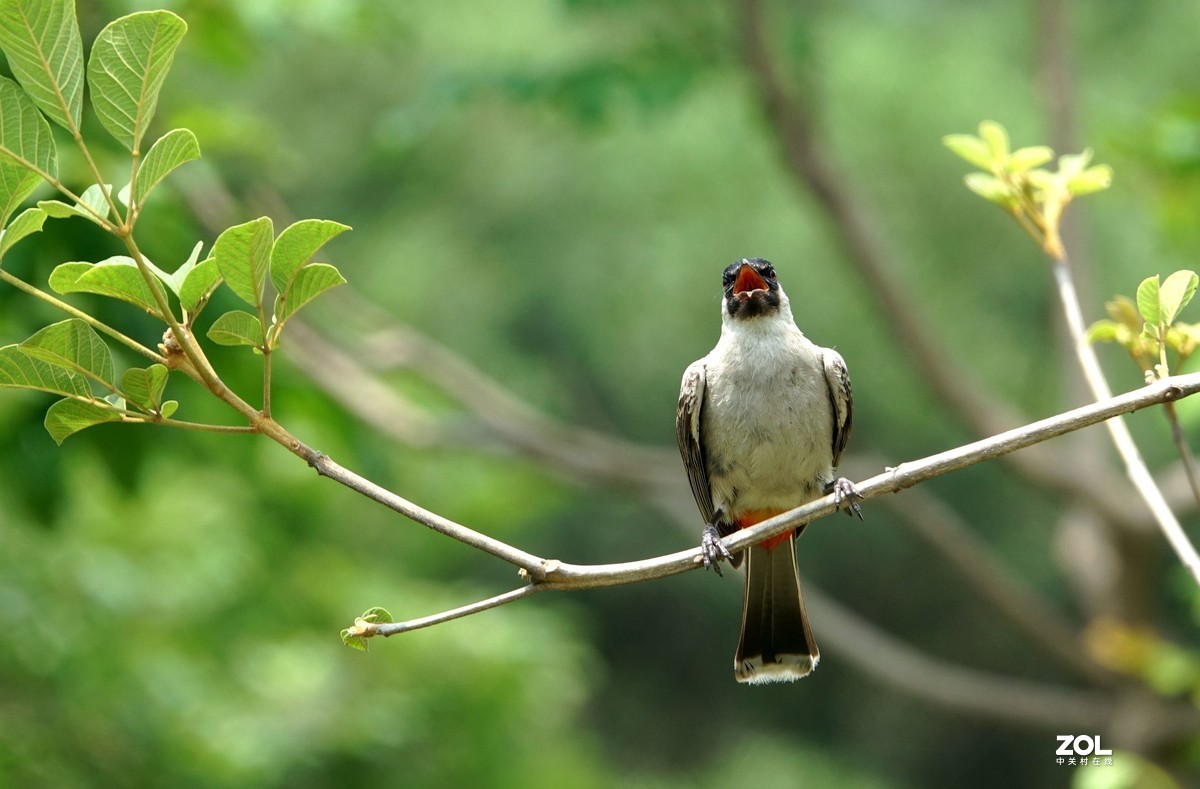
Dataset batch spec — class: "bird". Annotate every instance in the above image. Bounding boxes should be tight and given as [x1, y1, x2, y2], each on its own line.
[676, 257, 858, 684]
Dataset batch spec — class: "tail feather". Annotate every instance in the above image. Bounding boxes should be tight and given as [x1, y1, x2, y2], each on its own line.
[734, 533, 818, 684]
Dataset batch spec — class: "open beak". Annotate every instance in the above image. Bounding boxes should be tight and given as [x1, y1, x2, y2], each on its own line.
[733, 263, 768, 295]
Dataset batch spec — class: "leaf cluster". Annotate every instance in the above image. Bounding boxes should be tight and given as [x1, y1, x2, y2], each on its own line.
[0, 0, 348, 443]
[944, 120, 1113, 258]
[1089, 270, 1200, 379]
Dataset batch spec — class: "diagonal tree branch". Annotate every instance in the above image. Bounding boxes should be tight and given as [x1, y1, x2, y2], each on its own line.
[338, 368, 1200, 595]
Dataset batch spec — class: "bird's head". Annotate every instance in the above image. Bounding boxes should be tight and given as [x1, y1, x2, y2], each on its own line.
[721, 258, 787, 321]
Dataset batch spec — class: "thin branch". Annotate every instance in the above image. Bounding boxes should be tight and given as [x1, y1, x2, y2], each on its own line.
[309, 453, 548, 573]
[342, 371, 1200, 601]
[372, 585, 546, 637]
[262, 347, 273, 418]
[1051, 257, 1200, 586]
[154, 419, 259, 434]
[68, 126, 125, 227]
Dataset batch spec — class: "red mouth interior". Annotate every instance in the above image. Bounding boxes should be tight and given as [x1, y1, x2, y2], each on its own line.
[733, 264, 768, 294]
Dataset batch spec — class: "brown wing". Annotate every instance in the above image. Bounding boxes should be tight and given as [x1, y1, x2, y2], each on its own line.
[676, 360, 716, 526]
[821, 348, 853, 467]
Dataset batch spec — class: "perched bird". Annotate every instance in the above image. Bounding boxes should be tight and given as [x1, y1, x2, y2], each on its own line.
[676, 258, 858, 684]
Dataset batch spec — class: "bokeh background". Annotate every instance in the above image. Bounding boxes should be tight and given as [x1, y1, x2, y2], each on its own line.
[3, 0, 1200, 786]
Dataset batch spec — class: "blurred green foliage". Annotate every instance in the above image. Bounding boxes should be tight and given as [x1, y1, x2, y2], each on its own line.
[2, 0, 1200, 787]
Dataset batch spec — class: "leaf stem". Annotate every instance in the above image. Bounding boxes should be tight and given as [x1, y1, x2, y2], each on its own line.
[70, 131, 124, 227]
[262, 347, 273, 417]
[153, 418, 258, 434]
[127, 150, 142, 230]
[372, 585, 546, 636]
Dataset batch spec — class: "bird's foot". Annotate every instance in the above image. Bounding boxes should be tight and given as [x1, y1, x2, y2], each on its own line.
[700, 524, 734, 576]
[829, 477, 864, 519]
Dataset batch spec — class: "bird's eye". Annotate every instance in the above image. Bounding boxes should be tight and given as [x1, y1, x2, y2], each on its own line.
[764, 266, 776, 280]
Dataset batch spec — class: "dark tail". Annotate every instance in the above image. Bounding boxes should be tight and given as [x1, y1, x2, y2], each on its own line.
[734, 533, 818, 684]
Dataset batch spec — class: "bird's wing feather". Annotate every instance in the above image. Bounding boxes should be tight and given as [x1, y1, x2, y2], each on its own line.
[822, 349, 853, 468]
[676, 360, 717, 527]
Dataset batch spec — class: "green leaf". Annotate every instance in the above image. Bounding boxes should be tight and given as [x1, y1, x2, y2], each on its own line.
[49, 256, 160, 315]
[1087, 320, 1120, 345]
[273, 263, 346, 331]
[37, 183, 111, 225]
[160, 240, 203, 297]
[1057, 149, 1093, 181]
[0, 76, 55, 225]
[1137, 275, 1162, 327]
[1106, 296, 1142, 333]
[0, 204, 45, 261]
[978, 121, 1009, 163]
[135, 128, 199, 205]
[87, 11, 187, 152]
[1008, 145, 1054, 172]
[0, 344, 90, 397]
[963, 172, 1013, 206]
[1168, 324, 1199, 359]
[120, 363, 167, 410]
[206, 309, 263, 347]
[139, 253, 171, 288]
[341, 630, 368, 652]
[212, 216, 273, 309]
[44, 397, 120, 444]
[269, 219, 350, 293]
[942, 134, 992, 170]
[360, 606, 393, 624]
[1024, 168, 1055, 193]
[1159, 270, 1199, 326]
[1068, 164, 1112, 196]
[0, 75, 58, 175]
[159, 399, 178, 419]
[0, 0, 84, 130]
[21, 318, 114, 386]
[0, 157, 39, 228]
[179, 257, 221, 314]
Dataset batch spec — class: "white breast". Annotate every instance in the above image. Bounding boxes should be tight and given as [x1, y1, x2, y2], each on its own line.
[700, 316, 835, 518]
